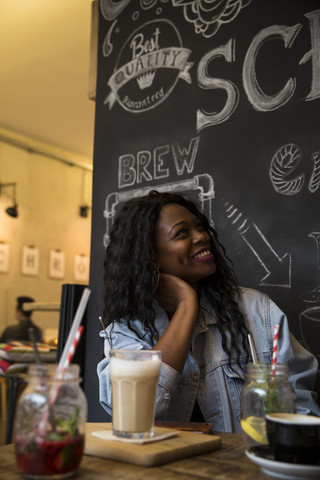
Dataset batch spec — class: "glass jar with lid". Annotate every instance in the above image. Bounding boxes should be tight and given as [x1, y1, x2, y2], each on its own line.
[14, 363, 87, 479]
[240, 363, 296, 452]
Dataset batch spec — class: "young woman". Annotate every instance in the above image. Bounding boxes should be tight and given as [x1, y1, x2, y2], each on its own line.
[97, 191, 320, 432]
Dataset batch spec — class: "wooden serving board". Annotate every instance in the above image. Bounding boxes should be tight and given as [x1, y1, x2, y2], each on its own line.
[85, 422, 221, 467]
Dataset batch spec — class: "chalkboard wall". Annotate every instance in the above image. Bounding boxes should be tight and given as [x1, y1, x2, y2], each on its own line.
[84, 0, 320, 420]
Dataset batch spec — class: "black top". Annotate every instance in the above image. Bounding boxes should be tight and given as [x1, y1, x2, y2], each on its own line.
[0, 320, 42, 343]
[190, 398, 205, 423]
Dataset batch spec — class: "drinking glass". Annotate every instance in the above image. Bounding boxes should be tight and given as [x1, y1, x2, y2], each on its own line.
[110, 349, 162, 439]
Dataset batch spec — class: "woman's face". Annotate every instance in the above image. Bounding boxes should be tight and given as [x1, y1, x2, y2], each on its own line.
[153, 203, 216, 288]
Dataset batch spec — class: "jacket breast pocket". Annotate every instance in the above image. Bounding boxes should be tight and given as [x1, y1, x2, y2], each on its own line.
[222, 363, 246, 421]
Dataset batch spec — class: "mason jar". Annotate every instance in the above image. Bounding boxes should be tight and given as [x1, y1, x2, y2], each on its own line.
[240, 363, 296, 452]
[14, 364, 87, 479]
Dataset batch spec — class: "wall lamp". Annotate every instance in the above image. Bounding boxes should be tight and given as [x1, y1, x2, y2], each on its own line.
[79, 204, 91, 218]
[0, 182, 19, 218]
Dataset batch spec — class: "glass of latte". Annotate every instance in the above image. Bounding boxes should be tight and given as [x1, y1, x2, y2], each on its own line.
[110, 349, 162, 439]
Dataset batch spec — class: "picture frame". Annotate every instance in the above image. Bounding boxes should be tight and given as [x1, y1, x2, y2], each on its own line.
[48, 249, 65, 279]
[74, 254, 90, 282]
[21, 245, 40, 276]
[0, 242, 10, 273]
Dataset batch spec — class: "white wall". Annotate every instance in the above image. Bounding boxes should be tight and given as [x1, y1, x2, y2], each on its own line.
[0, 140, 92, 339]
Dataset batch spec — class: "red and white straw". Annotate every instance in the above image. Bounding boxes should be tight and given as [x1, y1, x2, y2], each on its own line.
[57, 287, 91, 372]
[271, 324, 280, 374]
[62, 325, 84, 369]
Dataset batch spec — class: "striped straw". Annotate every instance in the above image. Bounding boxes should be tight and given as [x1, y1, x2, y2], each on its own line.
[272, 324, 280, 374]
[57, 287, 91, 371]
[50, 325, 85, 404]
[62, 325, 84, 369]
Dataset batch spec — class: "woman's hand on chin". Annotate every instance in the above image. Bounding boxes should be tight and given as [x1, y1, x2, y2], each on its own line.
[154, 273, 198, 315]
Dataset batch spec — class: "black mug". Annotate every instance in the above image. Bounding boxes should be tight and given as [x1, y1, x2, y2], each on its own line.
[266, 413, 320, 465]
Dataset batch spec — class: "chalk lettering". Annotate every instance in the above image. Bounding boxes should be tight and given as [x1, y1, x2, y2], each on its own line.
[137, 151, 152, 183]
[119, 154, 136, 187]
[118, 136, 200, 188]
[130, 28, 161, 60]
[243, 24, 301, 111]
[196, 10, 320, 129]
[197, 39, 239, 131]
[301, 10, 320, 101]
[154, 146, 170, 179]
[172, 136, 200, 176]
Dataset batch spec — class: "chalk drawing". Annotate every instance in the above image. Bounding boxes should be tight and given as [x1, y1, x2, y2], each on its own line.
[309, 151, 320, 193]
[309, 232, 320, 268]
[299, 306, 320, 356]
[301, 285, 320, 303]
[269, 144, 305, 195]
[103, 174, 215, 246]
[175, 0, 253, 38]
[104, 19, 193, 113]
[299, 231, 320, 355]
[103, 20, 118, 57]
[197, 38, 239, 130]
[224, 201, 292, 288]
[140, 0, 158, 9]
[100, 0, 132, 21]
[243, 24, 301, 112]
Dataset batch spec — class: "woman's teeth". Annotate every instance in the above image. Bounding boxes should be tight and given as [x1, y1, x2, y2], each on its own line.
[194, 249, 211, 258]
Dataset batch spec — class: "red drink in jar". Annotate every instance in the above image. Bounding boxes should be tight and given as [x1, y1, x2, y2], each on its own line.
[14, 364, 87, 479]
[16, 434, 85, 478]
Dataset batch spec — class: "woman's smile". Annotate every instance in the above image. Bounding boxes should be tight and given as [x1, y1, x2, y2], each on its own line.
[192, 247, 215, 263]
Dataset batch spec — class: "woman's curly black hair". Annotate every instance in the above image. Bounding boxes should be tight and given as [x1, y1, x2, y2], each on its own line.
[103, 190, 250, 365]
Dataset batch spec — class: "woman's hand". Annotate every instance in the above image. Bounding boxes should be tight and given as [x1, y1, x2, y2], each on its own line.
[154, 273, 198, 316]
[153, 273, 199, 373]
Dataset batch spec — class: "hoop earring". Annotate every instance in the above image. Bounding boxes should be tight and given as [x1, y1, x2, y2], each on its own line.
[152, 268, 160, 292]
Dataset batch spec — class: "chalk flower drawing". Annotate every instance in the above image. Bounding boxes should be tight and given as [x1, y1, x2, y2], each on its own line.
[100, 0, 132, 21]
[175, 0, 253, 38]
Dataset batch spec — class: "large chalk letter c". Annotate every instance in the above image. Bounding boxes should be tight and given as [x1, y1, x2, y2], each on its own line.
[243, 24, 302, 112]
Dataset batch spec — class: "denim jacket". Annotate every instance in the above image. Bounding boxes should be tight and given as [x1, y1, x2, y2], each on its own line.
[97, 287, 320, 433]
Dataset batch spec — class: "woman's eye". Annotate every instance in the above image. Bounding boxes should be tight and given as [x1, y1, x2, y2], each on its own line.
[196, 222, 204, 231]
[175, 228, 188, 238]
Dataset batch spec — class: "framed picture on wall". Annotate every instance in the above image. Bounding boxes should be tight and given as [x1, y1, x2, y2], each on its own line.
[74, 254, 90, 283]
[48, 249, 65, 279]
[0, 242, 10, 273]
[21, 245, 40, 276]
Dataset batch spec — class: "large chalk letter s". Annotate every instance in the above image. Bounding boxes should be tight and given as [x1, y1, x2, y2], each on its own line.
[196, 39, 239, 131]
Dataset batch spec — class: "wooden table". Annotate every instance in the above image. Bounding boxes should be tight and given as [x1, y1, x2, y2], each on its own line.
[0, 427, 267, 480]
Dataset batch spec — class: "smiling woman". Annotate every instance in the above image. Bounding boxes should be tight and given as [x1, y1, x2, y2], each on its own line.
[97, 190, 320, 434]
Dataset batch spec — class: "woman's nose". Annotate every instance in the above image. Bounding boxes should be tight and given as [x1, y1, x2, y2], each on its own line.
[192, 230, 208, 243]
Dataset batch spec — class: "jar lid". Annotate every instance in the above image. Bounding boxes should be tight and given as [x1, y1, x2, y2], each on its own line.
[27, 363, 80, 380]
[245, 363, 289, 376]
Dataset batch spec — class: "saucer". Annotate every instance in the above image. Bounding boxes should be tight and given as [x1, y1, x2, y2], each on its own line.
[92, 429, 178, 445]
[246, 448, 320, 479]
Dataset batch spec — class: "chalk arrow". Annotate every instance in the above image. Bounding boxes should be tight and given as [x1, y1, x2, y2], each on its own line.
[241, 223, 291, 287]
[224, 202, 292, 287]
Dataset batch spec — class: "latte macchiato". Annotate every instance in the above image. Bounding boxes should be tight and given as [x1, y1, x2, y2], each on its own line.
[110, 350, 162, 439]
